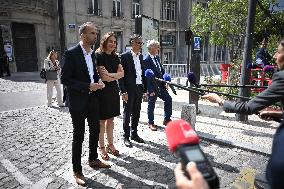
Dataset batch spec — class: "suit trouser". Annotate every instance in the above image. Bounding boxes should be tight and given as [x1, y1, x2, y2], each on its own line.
[147, 87, 172, 124]
[46, 78, 63, 105]
[122, 85, 143, 138]
[266, 123, 284, 189]
[70, 94, 100, 173]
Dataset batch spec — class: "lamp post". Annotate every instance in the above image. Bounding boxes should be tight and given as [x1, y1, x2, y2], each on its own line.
[236, 0, 256, 121]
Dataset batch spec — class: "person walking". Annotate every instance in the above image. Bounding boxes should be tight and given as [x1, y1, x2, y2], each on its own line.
[202, 38, 284, 189]
[118, 34, 147, 147]
[144, 39, 172, 131]
[61, 22, 110, 187]
[96, 32, 124, 160]
[3, 52, 10, 77]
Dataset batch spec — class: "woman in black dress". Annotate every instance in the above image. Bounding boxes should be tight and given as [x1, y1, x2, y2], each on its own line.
[96, 32, 124, 160]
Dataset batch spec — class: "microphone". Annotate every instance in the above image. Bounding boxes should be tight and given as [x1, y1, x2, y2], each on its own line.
[165, 120, 220, 189]
[145, 69, 160, 95]
[163, 73, 177, 95]
[187, 72, 200, 88]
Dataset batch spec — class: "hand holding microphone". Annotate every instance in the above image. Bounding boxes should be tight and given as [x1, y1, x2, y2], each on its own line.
[165, 120, 219, 189]
[175, 162, 209, 189]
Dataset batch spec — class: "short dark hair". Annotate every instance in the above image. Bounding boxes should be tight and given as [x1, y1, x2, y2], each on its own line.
[79, 22, 96, 35]
[129, 34, 142, 45]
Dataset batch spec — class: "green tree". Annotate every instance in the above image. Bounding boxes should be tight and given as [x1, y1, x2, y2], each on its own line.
[191, 0, 283, 62]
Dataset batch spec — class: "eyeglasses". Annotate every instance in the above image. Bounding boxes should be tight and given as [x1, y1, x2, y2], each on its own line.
[135, 41, 144, 45]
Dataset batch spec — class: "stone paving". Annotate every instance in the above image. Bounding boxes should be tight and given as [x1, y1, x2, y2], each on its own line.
[0, 74, 275, 189]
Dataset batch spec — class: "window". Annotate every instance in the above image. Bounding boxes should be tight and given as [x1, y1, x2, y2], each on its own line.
[200, 37, 208, 62]
[88, 0, 101, 16]
[161, 34, 176, 47]
[161, 0, 176, 21]
[163, 52, 173, 64]
[214, 46, 226, 62]
[113, 0, 121, 17]
[132, 0, 140, 18]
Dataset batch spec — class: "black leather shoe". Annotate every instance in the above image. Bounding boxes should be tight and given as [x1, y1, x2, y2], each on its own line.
[124, 138, 133, 148]
[163, 119, 172, 126]
[131, 135, 145, 143]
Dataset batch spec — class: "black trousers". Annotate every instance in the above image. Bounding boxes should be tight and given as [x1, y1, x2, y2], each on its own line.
[122, 85, 143, 138]
[70, 94, 100, 173]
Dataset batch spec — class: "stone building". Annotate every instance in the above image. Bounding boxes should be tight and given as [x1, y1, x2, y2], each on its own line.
[0, 0, 227, 73]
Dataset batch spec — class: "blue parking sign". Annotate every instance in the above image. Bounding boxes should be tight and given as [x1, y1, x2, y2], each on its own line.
[193, 37, 201, 51]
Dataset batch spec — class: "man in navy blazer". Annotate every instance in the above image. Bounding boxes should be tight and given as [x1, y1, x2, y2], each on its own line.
[144, 39, 172, 131]
[61, 22, 110, 186]
[118, 34, 147, 147]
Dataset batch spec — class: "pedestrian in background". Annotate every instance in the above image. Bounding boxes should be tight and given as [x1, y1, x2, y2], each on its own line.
[61, 21, 110, 187]
[202, 38, 284, 189]
[3, 52, 10, 77]
[118, 34, 147, 148]
[255, 38, 272, 67]
[144, 39, 172, 131]
[44, 50, 64, 107]
[96, 32, 124, 160]
[0, 52, 4, 77]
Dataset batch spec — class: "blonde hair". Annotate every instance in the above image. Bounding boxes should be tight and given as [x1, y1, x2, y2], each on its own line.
[47, 50, 57, 60]
[95, 32, 117, 55]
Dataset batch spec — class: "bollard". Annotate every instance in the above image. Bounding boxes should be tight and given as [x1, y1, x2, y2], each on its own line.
[181, 104, 196, 129]
[176, 77, 180, 85]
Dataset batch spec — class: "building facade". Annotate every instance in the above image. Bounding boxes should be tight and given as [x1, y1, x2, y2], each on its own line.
[0, 0, 228, 73]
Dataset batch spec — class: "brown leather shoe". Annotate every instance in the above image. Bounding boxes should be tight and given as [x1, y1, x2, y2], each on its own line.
[73, 172, 87, 186]
[149, 124, 157, 131]
[89, 159, 111, 169]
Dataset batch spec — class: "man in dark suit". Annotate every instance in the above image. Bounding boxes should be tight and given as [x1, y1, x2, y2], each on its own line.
[118, 34, 147, 147]
[144, 39, 172, 131]
[61, 22, 110, 186]
[202, 39, 284, 189]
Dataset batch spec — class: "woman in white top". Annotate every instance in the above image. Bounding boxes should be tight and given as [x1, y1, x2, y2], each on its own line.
[44, 50, 64, 107]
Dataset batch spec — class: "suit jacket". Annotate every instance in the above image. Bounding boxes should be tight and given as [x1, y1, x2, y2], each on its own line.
[223, 70, 284, 114]
[144, 54, 166, 94]
[118, 51, 147, 93]
[61, 43, 100, 112]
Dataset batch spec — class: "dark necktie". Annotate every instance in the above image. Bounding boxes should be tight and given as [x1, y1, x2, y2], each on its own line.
[154, 56, 161, 72]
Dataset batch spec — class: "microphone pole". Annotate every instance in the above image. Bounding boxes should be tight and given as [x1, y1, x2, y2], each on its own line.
[200, 83, 268, 89]
[154, 78, 251, 100]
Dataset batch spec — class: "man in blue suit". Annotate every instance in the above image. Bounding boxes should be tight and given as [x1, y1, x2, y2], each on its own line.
[144, 39, 172, 131]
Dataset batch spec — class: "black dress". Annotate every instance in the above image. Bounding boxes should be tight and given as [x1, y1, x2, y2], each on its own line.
[96, 52, 121, 120]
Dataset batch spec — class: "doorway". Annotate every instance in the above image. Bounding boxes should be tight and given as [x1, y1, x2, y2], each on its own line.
[12, 22, 38, 72]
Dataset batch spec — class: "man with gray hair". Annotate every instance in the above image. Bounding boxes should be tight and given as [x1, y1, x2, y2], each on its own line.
[144, 39, 172, 131]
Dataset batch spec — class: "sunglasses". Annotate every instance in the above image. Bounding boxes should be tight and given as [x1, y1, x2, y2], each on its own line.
[135, 41, 144, 45]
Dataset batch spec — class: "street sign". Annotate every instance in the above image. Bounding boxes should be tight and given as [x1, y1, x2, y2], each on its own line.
[193, 37, 201, 51]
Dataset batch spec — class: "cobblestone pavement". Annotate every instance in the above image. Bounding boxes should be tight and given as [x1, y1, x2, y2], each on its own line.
[0, 74, 274, 188]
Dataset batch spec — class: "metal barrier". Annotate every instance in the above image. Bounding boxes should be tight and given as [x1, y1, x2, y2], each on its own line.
[162, 63, 221, 78]
[162, 64, 187, 78]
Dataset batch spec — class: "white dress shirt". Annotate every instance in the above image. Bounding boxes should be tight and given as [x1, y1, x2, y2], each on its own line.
[80, 42, 95, 83]
[131, 50, 143, 85]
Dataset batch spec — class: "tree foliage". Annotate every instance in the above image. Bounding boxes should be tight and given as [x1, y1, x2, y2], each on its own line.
[191, 0, 284, 62]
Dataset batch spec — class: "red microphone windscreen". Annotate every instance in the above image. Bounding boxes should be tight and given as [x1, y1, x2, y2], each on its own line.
[165, 120, 200, 152]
